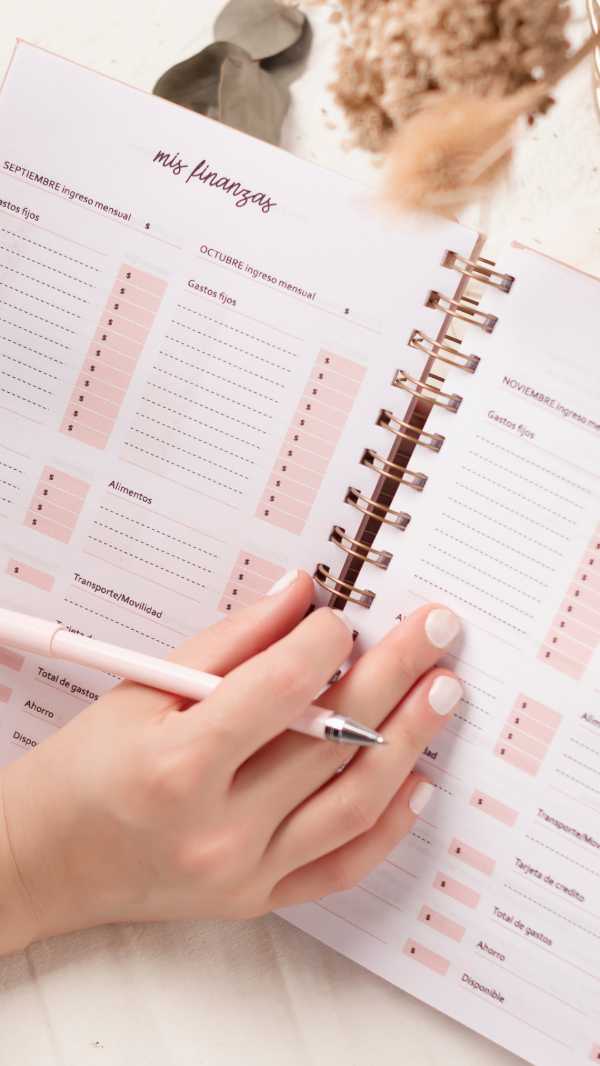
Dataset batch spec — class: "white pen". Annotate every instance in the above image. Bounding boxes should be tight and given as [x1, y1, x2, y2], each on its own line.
[0, 608, 386, 746]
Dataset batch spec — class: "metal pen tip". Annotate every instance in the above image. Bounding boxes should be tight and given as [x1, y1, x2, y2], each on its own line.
[376, 735, 389, 745]
[324, 714, 389, 746]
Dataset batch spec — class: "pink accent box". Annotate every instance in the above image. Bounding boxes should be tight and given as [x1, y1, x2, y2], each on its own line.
[6, 558, 55, 592]
[234, 552, 286, 582]
[537, 645, 586, 680]
[69, 387, 120, 421]
[556, 600, 600, 633]
[65, 406, 115, 437]
[447, 838, 496, 876]
[433, 872, 481, 910]
[543, 629, 594, 665]
[549, 612, 599, 648]
[505, 710, 555, 744]
[470, 790, 518, 826]
[266, 471, 318, 506]
[277, 445, 329, 477]
[296, 397, 347, 430]
[256, 504, 305, 536]
[110, 280, 162, 313]
[98, 310, 149, 345]
[575, 566, 600, 594]
[33, 482, 85, 515]
[565, 582, 600, 613]
[0, 645, 24, 671]
[309, 364, 361, 399]
[0, 684, 12, 704]
[39, 467, 90, 499]
[91, 327, 144, 361]
[417, 905, 466, 943]
[90, 347, 138, 374]
[221, 581, 260, 608]
[24, 512, 72, 544]
[270, 459, 322, 491]
[217, 594, 247, 615]
[59, 419, 109, 452]
[512, 694, 562, 729]
[226, 570, 272, 597]
[588, 1044, 600, 1062]
[26, 498, 79, 529]
[260, 488, 310, 521]
[81, 358, 131, 391]
[118, 264, 168, 297]
[106, 297, 155, 330]
[75, 373, 126, 405]
[303, 381, 355, 414]
[289, 411, 340, 444]
[316, 349, 366, 383]
[499, 723, 548, 760]
[402, 938, 450, 977]
[284, 425, 336, 460]
[492, 739, 541, 777]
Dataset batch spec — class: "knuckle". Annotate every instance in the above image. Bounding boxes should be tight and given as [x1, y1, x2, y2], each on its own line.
[267, 655, 311, 705]
[333, 788, 380, 838]
[169, 825, 245, 884]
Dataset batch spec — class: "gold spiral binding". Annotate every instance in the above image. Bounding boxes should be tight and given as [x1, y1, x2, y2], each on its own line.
[314, 563, 375, 607]
[393, 370, 462, 412]
[377, 409, 445, 451]
[426, 290, 497, 333]
[443, 250, 514, 293]
[361, 449, 428, 489]
[330, 525, 393, 569]
[345, 487, 411, 529]
[409, 330, 480, 374]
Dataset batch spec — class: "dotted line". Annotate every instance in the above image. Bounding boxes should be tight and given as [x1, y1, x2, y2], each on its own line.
[0, 387, 48, 410]
[145, 385, 269, 436]
[64, 598, 173, 647]
[415, 575, 526, 633]
[468, 451, 584, 508]
[129, 427, 250, 483]
[447, 501, 564, 556]
[179, 302, 298, 360]
[154, 367, 274, 419]
[555, 769, 600, 795]
[88, 536, 208, 586]
[0, 281, 83, 318]
[136, 412, 257, 465]
[0, 263, 89, 302]
[1, 370, 55, 396]
[1, 227, 101, 271]
[434, 529, 549, 586]
[454, 678, 497, 700]
[461, 698, 491, 716]
[563, 754, 600, 778]
[0, 460, 25, 476]
[455, 483, 571, 538]
[0, 333, 65, 366]
[455, 713, 482, 730]
[410, 832, 431, 844]
[122, 442, 245, 495]
[503, 884, 600, 940]
[165, 338, 287, 388]
[160, 343, 280, 405]
[99, 506, 218, 558]
[432, 782, 453, 796]
[1, 301, 78, 335]
[139, 396, 262, 450]
[570, 738, 600, 758]
[429, 546, 542, 602]
[0, 496, 11, 504]
[0, 244, 96, 287]
[525, 834, 600, 877]
[0, 477, 18, 490]
[475, 435, 591, 493]
[422, 560, 534, 617]
[0, 316, 72, 351]
[461, 468, 577, 525]
[1, 352, 60, 380]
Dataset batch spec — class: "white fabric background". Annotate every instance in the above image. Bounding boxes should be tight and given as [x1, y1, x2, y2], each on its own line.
[0, 2, 599, 1062]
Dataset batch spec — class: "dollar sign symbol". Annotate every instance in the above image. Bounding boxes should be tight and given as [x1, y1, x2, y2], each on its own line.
[344, 308, 349, 315]
[145, 223, 150, 230]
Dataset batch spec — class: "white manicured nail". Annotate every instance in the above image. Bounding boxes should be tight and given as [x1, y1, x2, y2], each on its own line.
[425, 608, 460, 649]
[409, 781, 434, 815]
[332, 608, 354, 633]
[429, 675, 463, 716]
[266, 569, 299, 596]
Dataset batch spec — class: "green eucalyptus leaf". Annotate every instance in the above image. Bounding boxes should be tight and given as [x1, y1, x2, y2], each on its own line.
[260, 13, 312, 86]
[153, 41, 249, 118]
[219, 54, 291, 145]
[214, 0, 303, 61]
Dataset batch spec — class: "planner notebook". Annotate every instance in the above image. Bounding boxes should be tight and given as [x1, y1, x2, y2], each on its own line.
[0, 41, 599, 1066]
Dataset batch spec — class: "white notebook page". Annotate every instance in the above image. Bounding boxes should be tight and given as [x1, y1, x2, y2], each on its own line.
[283, 245, 600, 1066]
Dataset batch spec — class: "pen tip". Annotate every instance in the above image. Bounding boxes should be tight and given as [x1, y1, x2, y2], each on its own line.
[377, 735, 389, 745]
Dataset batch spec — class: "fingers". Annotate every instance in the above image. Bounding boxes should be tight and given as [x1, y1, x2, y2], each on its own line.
[233, 604, 460, 815]
[264, 667, 462, 874]
[269, 773, 433, 909]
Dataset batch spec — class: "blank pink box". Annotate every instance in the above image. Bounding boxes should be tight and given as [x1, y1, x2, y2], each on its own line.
[106, 297, 155, 330]
[65, 406, 115, 436]
[588, 1044, 600, 1062]
[271, 458, 322, 491]
[499, 724, 548, 760]
[316, 349, 366, 384]
[566, 582, 600, 614]
[39, 467, 90, 499]
[118, 264, 168, 297]
[27, 498, 78, 529]
[543, 629, 594, 665]
[402, 938, 450, 977]
[537, 644, 586, 680]
[217, 595, 246, 615]
[110, 280, 162, 313]
[24, 512, 72, 544]
[433, 872, 481, 910]
[7, 558, 54, 592]
[234, 552, 286, 583]
[267, 472, 318, 506]
[221, 581, 261, 607]
[99, 310, 148, 345]
[284, 426, 335, 460]
[95, 348, 138, 374]
[575, 566, 600, 594]
[303, 381, 354, 414]
[417, 905, 466, 943]
[447, 839, 496, 876]
[289, 411, 340, 444]
[505, 710, 555, 745]
[308, 363, 361, 399]
[470, 790, 518, 826]
[559, 600, 600, 634]
[0, 645, 24, 671]
[81, 357, 130, 391]
[279, 445, 329, 477]
[76, 373, 126, 406]
[493, 740, 542, 776]
[0, 684, 12, 704]
[256, 505, 305, 536]
[550, 612, 599, 648]
[90, 330, 143, 361]
[260, 488, 311, 521]
[59, 418, 109, 452]
[296, 397, 346, 430]
[33, 483, 83, 515]
[69, 387, 120, 421]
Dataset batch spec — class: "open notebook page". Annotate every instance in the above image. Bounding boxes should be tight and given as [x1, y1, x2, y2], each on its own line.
[0, 42, 478, 763]
[283, 245, 600, 1066]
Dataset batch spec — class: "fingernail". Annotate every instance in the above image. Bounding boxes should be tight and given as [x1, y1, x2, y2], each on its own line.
[332, 608, 354, 633]
[429, 675, 463, 716]
[266, 569, 299, 596]
[425, 608, 460, 649]
[409, 780, 434, 815]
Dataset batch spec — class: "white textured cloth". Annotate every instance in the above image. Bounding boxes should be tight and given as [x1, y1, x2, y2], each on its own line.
[1, 1, 599, 1062]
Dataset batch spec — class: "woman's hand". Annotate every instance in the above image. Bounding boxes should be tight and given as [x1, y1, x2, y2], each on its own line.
[0, 570, 462, 955]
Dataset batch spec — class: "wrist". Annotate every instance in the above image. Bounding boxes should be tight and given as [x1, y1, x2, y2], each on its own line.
[0, 766, 43, 955]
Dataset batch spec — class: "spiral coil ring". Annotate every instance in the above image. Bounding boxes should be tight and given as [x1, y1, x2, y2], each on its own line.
[345, 487, 411, 529]
[314, 564, 375, 607]
[330, 525, 393, 569]
[377, 409, 445, 451]
[393, 370, 462, 411]
[409, 330, 480, 374]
